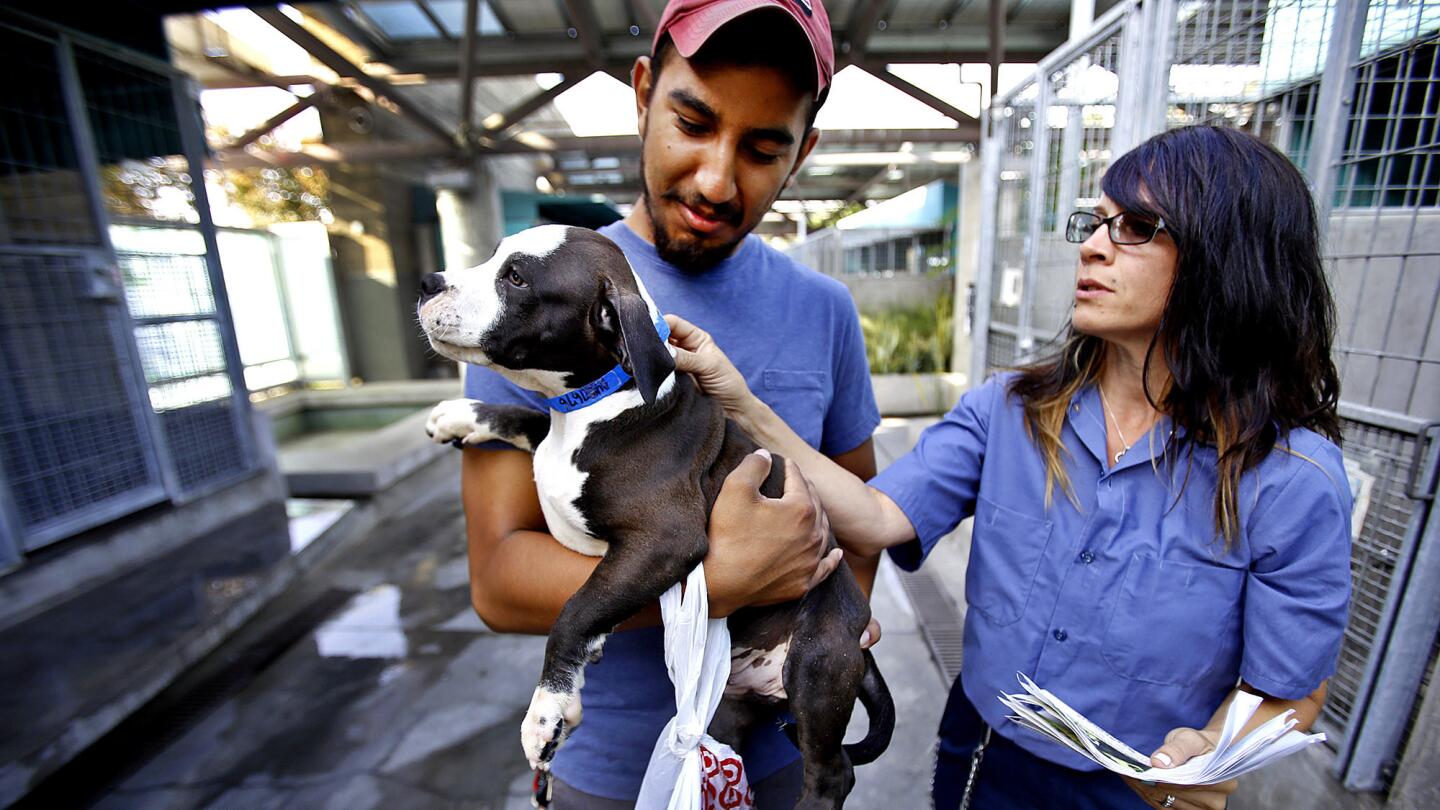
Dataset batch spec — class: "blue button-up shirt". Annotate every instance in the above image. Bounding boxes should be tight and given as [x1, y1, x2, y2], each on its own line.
[870, 373, 1352, 770]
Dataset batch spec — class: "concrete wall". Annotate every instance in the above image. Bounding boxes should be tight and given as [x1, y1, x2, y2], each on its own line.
[0, 464, 286, 632]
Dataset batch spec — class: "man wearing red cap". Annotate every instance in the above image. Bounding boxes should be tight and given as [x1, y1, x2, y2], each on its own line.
[459, 1, 879, 806]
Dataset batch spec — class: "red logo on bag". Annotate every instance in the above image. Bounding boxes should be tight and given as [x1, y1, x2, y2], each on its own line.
[699, 745, 754, 810]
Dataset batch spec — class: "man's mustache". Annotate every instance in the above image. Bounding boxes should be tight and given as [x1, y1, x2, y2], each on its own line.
[664, 191, 742, 227]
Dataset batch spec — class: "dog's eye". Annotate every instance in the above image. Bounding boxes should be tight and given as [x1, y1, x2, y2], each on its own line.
[505, 268, 527, 288]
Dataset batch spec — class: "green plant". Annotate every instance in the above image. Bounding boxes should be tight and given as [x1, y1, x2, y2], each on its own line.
[860, 292, 954, 374]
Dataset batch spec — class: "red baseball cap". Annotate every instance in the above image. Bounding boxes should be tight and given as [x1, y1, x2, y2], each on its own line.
[652, 0, 835, 100]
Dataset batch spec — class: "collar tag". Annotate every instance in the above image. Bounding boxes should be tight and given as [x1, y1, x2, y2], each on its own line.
[544, 315, 670, 413]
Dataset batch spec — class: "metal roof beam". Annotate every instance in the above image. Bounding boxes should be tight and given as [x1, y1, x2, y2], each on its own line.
[215, 140, 460, 169]
[214, 127, 978, 167]
[459, 0, 481, 139]
[559, 0, 606, 66]
[843, 0, 891, 64]
[1007, 0, 1036, 24]
[626, 0, 660, 34]
[847, 164, 896, 202]
[482, 74, 584, 134]
[378, 43, 1051, 81]
[229, 95, 320, 149]
[254, 7, 456, 144]
[300, 2, 393, 57]
[860, 64, 978, 125]
[415, 0, 454, 40]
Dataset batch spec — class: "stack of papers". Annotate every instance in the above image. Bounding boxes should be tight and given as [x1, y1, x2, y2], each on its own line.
[998, 673, 1325, 785]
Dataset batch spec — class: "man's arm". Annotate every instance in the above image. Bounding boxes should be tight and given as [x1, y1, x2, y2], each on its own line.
[463, 444, 839, 634]
[462, 448, 600, 634]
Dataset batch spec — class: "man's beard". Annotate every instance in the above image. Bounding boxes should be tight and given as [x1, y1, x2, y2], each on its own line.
[639, 154, 746, 274]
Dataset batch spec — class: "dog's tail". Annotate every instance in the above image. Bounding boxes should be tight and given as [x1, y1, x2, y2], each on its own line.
[779, 649, 894, 764]
[844, 649, 895, 765]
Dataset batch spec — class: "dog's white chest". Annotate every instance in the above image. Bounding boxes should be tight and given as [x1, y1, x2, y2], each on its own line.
[533, 426, 609, 557]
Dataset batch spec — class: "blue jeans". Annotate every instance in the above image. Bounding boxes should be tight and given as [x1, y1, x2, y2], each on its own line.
[932, 678, 1151, 810]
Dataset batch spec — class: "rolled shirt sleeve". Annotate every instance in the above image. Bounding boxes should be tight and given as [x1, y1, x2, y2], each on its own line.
[1240, 439, 1354, 699]
[869, 374, 1002, 570]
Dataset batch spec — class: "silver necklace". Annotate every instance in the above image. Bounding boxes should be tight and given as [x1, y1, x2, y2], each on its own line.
[1097, 384, 1142, 465]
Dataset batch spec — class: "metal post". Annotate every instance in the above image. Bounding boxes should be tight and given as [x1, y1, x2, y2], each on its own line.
[1339, 423, 1440, 790]
[1069, 0, 1094, 41]
[1057, 106, 1082, 226]
[1127, 0, 1176, 143]
[1110, 2, 1147, 156]
[1307, 0, 1370, 229]
[171, 73, 260, 480]
[969, 109, 1001, 384]
[459, 0, 479, 143]
[989, 0, 1006, 98]
[1017, 66, 1051, 359]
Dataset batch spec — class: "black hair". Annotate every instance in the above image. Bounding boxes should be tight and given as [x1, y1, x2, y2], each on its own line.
[1011, 125, 1342, 542]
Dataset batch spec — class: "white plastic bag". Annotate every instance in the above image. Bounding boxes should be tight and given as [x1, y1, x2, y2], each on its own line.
[635, 562, 754, 810]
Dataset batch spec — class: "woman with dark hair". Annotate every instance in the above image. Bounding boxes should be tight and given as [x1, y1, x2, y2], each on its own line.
[664, 125, 1352, 809]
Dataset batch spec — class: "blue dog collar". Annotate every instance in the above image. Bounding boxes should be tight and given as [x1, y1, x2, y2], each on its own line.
[545, 315, 671, 413]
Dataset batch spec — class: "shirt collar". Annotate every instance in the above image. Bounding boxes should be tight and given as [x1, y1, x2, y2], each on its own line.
[1070, 384, 1178, 474]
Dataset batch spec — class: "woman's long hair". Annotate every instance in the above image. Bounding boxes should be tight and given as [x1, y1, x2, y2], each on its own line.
[1011, 125, 1342, 543]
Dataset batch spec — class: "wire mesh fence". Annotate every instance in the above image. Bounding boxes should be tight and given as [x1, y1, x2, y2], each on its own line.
[974, 0, 1440, 797]
[0, 18, 258, 560]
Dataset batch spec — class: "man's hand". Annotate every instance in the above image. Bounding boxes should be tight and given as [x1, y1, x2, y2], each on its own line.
[1121, 728, 1238, 810]
[705, 449, 842, 617]
[666, 313, 754, 415]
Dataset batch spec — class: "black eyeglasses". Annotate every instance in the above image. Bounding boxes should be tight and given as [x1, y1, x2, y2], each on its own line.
[1065, 211, 1167, 246]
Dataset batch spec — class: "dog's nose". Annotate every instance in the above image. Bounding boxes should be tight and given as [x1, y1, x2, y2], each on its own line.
[419, 272, 449, 303]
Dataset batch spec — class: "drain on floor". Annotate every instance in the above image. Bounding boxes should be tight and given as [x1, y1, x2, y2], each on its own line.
[898, 568, 965, 683]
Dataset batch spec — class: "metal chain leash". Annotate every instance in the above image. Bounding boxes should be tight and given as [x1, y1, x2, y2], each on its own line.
[958, 725, 993, 810]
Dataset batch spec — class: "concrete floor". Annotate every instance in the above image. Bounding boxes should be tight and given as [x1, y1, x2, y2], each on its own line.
[88, 448, 946, 810]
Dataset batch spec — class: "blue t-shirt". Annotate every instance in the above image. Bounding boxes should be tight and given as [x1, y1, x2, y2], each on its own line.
[869, 372, 1353, 771]
[463, 221, 881, 798]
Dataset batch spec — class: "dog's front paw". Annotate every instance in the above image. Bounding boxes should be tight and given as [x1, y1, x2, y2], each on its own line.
[426, 399, 492, 447]
[521, 687, 582, 770]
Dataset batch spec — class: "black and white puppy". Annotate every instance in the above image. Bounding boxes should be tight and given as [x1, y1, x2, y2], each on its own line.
[417, 225, 892, 808]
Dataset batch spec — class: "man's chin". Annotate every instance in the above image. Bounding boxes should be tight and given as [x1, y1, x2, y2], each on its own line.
[654, 228, 741, 273]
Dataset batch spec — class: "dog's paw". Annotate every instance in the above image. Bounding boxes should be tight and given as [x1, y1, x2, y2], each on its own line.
[426, 399, 492, 447]
[521, 686, 582, 770]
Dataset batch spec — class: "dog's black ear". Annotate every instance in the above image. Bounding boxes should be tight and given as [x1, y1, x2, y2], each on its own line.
[599, 276, 674, 406]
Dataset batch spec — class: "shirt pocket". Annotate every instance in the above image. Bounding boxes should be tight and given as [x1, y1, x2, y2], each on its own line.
[761, 370, 829, 448]
[965, 496, 1054, 626]
[1102, 554, 1245, 687]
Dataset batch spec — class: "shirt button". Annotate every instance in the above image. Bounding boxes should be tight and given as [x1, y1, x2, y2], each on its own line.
[1053, 628, 1068, 642]
[1078, 550, 1096, 564]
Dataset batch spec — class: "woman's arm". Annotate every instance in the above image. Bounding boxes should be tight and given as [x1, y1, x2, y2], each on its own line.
[666, 314, 917, 556]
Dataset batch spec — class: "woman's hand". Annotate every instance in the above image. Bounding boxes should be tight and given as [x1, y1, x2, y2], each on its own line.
[665, 314, 756, 416]
[1121, 728, 1239, 810]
